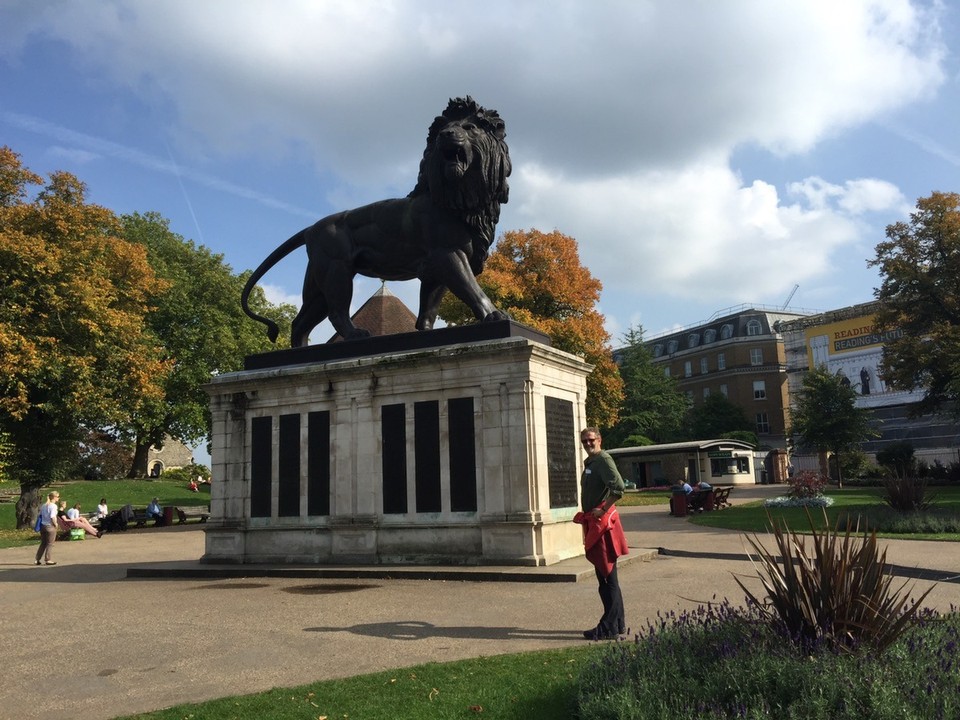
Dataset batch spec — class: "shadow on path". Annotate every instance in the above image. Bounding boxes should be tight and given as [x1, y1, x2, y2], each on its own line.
[305, 620, 583, 642]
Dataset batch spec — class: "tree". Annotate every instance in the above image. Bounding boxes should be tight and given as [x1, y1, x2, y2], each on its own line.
[870, 191, 960, 416]
[438, 229, 624, 427]
[0, 148, 168, 526]
[788, 365, 876, 488]
[605, 326, 687, 446]
[686, 393, 754, 442]
[118, 212, 296, 476]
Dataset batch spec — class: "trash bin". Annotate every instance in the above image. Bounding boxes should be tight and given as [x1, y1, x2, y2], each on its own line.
[163, 506, 174, 526]
[670, 491, 688, 517]
[703, 490, 715, 512]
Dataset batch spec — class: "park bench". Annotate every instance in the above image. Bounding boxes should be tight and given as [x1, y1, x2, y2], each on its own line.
[176, 505, 210, 524]
[712, 486, 733, 509]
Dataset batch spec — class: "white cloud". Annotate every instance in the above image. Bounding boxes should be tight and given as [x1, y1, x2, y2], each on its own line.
[259, 283, 300, 308]
[0, 0, 948, 333]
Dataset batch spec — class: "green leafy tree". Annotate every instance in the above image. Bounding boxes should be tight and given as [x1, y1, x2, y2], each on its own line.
[0, 148, 168, 526]
[118, 212, 296, 476]
[788, 365, 877, 488]
[438, 229, 623, 427]
[686, 393, 754, 441]
[605, 326, 687, 446]
[870, 191, 960, 416]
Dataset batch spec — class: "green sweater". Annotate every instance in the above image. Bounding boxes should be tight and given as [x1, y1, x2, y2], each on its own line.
[580, 451, 625, 512]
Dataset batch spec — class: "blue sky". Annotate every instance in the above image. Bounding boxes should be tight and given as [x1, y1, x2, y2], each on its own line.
[2, 0, 959, 347]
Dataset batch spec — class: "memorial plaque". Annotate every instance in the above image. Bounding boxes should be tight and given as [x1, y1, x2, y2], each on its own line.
[545, 397, 578, 508]
[414, 400, 441, 513]
[250, 416, 273, 518]
[448, 397, 477, 512]
[307, 411, 330, 516]
[278, 413, 300, 517]
[382, 403, 407, 514]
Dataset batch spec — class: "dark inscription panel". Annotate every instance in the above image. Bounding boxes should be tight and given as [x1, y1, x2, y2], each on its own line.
[545, 397, 578, 508]
[382, 403, 407, 514]
[414, 400, 442, 513]
[448, 397, 477, 512]
[250, 416, 273, 518]
[307, 411, 330, 516]
[277, 414, 300, 517]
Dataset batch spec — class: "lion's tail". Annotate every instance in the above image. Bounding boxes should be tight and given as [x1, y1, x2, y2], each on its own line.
[240, 228, 309, 343]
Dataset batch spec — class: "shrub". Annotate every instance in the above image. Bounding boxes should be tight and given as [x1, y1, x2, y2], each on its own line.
[840, 506, 960, 535]
[576, 603, 960, 719]
[160, 463, 210, 485]
[737, 508, 931, 654]
[787, 470, 827, 499]
[882, 476, 932, 513]
[876, 441, 915, 477]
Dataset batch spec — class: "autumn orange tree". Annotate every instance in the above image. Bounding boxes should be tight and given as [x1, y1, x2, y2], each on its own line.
[438, 229, 623, 426]
[0, 148, 169, 527]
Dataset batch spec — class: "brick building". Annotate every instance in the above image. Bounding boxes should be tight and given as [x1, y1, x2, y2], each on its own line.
[641, 305, 812, 449]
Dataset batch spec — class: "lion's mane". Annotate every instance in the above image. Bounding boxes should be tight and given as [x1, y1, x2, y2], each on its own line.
[411, 96, 511, 274]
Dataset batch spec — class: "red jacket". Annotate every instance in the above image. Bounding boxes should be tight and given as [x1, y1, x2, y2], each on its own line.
[573, 505, 629, 577]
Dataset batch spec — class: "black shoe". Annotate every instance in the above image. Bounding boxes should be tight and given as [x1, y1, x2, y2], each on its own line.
[35, 560, 42, 566]
[583, 628, 617, 641]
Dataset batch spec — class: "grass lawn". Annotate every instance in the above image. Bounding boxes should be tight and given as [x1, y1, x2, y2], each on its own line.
[118, 646, 598, 720]
[0, 478, 210, 548]
[688, 485, 960, 541]
[617, 489, 672, 507]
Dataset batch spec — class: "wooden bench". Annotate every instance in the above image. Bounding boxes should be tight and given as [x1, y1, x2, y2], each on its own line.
[712, 486, 733, 509]
[176, 506, 210, 524]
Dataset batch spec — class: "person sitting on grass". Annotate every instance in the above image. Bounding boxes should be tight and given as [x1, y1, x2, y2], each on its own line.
[188, 479, 199, 492]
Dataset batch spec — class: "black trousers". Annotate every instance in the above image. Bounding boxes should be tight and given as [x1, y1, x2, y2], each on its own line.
[595, 562, 625, 636]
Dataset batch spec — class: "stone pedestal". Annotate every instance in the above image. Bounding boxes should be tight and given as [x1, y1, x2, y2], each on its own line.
[203, 323, 592, 566]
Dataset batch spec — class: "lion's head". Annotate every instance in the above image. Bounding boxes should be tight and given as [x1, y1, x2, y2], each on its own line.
[412, 97, 511, 269]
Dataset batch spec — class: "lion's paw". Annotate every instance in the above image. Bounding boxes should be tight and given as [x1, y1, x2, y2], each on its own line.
[483, 310, 511, 323]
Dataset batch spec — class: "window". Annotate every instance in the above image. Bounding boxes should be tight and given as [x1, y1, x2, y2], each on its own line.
[756, 412, 769, 434]
[717, 353, 726, 370]
[652, 344, 663, 358]
[753, 380, 766, 400]
[719, 384, 728, 397]
[685, 390, 694, 403]
[684, 361, 692, 377]
[720, 323, 733, 340]
[688, 333, 700, 348]
[736, 457, 750, 473]
[750, 348, 763, 366]
[746, 319, 762, 336]
[704, 329, 717, 343]
[703, 387, 710, 399]
[664, 367, 671, 377]
[700, 357, 709, 374]
[667, 340, 679, 354]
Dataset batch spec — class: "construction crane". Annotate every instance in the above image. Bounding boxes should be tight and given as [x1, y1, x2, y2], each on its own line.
[781, 283, 799, 309]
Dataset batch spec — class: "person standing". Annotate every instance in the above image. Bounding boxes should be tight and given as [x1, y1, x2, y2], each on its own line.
[35, 490, 60, 566]
[577, 427, 628, 640]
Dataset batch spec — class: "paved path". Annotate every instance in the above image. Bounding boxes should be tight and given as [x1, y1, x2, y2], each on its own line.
[2, 485, 957, 719]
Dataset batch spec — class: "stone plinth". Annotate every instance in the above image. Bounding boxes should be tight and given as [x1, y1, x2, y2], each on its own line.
[203, 324, 592, 566]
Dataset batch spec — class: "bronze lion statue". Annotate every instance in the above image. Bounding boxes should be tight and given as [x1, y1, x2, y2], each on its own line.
[241, 96, 511, 345]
